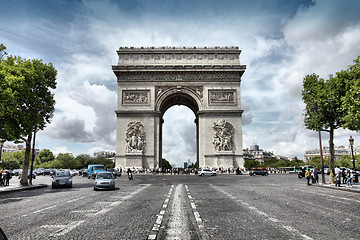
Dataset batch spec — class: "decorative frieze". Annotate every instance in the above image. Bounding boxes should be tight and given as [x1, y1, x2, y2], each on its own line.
[122, 90, 150, 105]
[212, 119, 234, 152]
[208, 89, 236, 105]
[118, 72, 241, 82]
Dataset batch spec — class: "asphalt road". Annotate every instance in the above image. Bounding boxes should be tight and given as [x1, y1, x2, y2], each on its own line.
[0, 173, 359, 240]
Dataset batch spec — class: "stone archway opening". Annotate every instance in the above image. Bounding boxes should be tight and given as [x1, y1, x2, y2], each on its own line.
[160, 93, 198, 168]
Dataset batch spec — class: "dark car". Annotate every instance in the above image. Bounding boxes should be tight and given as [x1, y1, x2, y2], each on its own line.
[108, 168, 121, 177]
[52, 170, 72, 188]
[249, 169, 268, 176]
[43, 169, 51, 175]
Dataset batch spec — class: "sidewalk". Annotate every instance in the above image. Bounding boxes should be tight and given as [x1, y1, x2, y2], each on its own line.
[314, 182, 360, 193]
[0, 184, 47, 194]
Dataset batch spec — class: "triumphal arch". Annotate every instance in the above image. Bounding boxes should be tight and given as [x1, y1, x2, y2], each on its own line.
[112, 46, 246, 170]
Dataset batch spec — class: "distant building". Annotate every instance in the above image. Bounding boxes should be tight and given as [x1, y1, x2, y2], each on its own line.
[94, 151, 116, 159]
[3, 144, 24, 153]
[243, 144, 274, 164]
[304, 145, 359, 163]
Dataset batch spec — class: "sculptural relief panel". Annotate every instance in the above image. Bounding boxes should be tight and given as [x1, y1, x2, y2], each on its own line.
[208, 89, 236, 105]
[122, 90, 150, 105]
[125, 121, 146, 153]
[212, 119, 234, 152]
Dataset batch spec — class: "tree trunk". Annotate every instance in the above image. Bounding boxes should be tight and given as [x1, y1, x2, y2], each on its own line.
[19, 133, 32, 186]
[328, 127, 335, 184]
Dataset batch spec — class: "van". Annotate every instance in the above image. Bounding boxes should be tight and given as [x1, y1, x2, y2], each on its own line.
[87, 165, 107, 179]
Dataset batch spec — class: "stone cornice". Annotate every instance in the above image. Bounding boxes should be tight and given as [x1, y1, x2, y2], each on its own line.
[198, 110, 244, 116]
[115, 110, 161, 117]
[112, 64, 246, 72]
[117, 46, 241, 54]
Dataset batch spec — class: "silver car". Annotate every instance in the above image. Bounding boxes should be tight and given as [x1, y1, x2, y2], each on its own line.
[94, 172, 116, 191]
[52, 170, 72, 188]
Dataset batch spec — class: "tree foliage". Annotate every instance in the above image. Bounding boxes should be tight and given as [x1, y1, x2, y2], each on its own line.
[339, 56, 360, 130]
[162, 158, 172, 169]
[301, 57, 360, 183]
[0, 44, 57, 185]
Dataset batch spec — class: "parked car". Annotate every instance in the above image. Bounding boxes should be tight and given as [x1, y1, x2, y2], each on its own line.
[43, 169, 51, 175]
[34, 168, 45, 175]
[18, 170, 36, 179]
[69, 169, 78, 176]
[12, 169, 22, 176]
[52, 170, 72, 188]
[249, 169, 268, 176]
[50, 169, 57, 176]
[94, 172, 116, 190]
[198, 168, 216, 176]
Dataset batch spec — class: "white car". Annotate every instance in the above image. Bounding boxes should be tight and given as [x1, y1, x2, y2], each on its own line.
[198, 169, 216, 176]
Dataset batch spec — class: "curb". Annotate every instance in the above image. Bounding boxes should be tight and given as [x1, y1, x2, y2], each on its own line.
[313, 184, 360, 193]
[0, 184, 48, 195]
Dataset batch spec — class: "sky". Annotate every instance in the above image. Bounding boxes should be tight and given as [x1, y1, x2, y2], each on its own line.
[1, 0, 360, 167]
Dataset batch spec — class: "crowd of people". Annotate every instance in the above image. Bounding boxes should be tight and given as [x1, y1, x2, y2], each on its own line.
[0, 170, 11, 187]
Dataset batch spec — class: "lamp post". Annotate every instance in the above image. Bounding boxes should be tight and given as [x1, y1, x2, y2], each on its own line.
[349, 136, 358, 183]
[0, 140, 4, 167]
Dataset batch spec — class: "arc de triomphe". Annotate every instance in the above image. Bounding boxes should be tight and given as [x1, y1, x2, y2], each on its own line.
[112, 47, 246, 170]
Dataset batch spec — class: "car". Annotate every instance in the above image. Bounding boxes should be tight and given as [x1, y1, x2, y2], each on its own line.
[52, 170, 72, 188]
[43, 169, 51, 175]
[249, 169, 268, 176]
[34, 168, 45, 175]
[94, 172, 116, 191]
[69, 169, 78, 176]
[12, 169, 22, 176]
[18, 170, 36, 179]
[87, 164, 107, 179]
[108, 168, 121, 177]
[198, 168, 216, 176]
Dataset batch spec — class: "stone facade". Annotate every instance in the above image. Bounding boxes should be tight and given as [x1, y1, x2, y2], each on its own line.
[112, 47, 246, 170]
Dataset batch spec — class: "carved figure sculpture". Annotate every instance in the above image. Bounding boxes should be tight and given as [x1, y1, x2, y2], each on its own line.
[212, 119, 234, 151]
[125, 121, 146, 153]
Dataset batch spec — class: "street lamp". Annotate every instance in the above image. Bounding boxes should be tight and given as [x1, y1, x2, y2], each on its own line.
[349, 136, 358, 182]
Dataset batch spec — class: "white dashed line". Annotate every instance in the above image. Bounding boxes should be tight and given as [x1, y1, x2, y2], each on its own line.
[211, 184, 313, 240]
[148, 185, 174, 240]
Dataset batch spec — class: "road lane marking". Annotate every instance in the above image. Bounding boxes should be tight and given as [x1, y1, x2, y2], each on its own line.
[22, 205, 56, 217]
[211, 184, 313, 240]
[52, 220, 85, 236]
[67, 196, 84, 203]
[185, 185, 208, 239]
[148, 185, 174, 239]
[165, 184, 190, 240]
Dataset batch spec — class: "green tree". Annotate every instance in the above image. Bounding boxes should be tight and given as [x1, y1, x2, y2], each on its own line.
[302, 73, 346, 183]
[0, 46, 57, 186]
[35, 149, 55, 165]
[162, 158, 172, 169]
[75, 154, 92, 168]
[340, 56, 360, 130]
[0, 150, 25, 169]
[244, 159, 259, 169]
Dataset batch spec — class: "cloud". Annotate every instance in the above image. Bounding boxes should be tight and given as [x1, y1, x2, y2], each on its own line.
[45, 116, 94, 142]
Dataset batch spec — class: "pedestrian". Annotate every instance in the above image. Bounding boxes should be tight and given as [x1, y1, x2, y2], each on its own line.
[342, 169, 347, 184]
[5, 171, 10, 186]
[335, 171, 341, 187]
[310, 170, 315, 184]
[305, 169, 311, 186]
[314, 168, 319, 185]
[346, 170, 353, 188]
